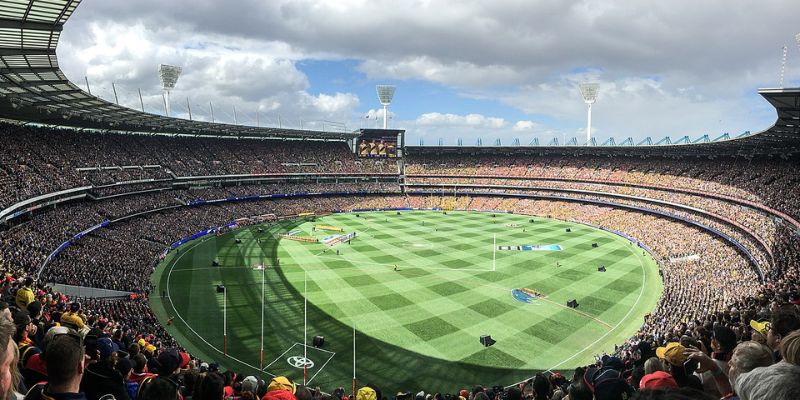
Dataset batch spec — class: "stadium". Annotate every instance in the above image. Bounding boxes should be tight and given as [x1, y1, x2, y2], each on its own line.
[0, 1, 799, 400]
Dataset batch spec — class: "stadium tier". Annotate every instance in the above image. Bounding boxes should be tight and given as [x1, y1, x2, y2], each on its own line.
[1, 0, 800, 399]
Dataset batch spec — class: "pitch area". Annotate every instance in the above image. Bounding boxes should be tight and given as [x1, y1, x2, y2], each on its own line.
[151, 210, 661, 392]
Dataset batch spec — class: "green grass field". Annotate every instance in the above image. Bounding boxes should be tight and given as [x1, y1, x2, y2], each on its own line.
[151, 210, 661, 392]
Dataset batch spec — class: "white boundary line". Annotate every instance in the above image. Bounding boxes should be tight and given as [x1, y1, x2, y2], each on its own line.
[262, 343, 300, 372]
[165, 236, 276, 377]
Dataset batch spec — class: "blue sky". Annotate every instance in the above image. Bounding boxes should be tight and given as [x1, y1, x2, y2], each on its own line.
[57, 0, 799, 145]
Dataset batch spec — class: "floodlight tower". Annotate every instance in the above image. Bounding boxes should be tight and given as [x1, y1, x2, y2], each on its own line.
[376, 85, 396, 129]
[158, 64, 182, 117]
[579, 82, 599, 144]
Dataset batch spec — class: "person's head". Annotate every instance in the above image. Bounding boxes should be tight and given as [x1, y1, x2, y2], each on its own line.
[565, 381, 592, 400]
[96, 337, 118, 367]
[23, 277, 33, 288]
[643, 357, 663, 375]
[750, 320, 769, 344]
[778, 329, 800, 365]
[194, 372, 225, 400]
[116, 357, 133, 380]
[133, 353, 147, 373]
[767, 309, 800, 350]
[734, 362, 800, 400]
[295, 386, 314, 400]
[140, 376, 180, 400]
[628, 387, 717, 399]
[0, 303, 11, 323]
[0, 313, 19, 400]
[504, 386, 521, 400]
[711, 326, 737, 354]
[532, 373, 550, 398]
[727, 341, 774, 386]
[45, 333, 85, 390]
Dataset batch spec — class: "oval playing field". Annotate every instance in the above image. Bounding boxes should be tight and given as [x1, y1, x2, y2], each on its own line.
[151, 210, 662, 392]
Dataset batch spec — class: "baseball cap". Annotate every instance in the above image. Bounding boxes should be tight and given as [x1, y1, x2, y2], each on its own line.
[639, 371, 678, 390]
[655, 342, 687, 366]
[242, 376, 259, 393]
[97, 337, 119, 359]
[156, 348, 181, 374]
[750, 320, 769, 337]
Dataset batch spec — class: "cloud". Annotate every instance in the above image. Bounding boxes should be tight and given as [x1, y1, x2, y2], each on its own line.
[57, 19, 360, 129]
[416, 113, 507, 129]
[513, 120, 536, 131]
[56, 0, 799, 140]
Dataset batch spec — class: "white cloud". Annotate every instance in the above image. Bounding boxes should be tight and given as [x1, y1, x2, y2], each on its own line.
[305, 92, 360, 114]
[513, 120, 536, 131]
[416, 113, 507, 129]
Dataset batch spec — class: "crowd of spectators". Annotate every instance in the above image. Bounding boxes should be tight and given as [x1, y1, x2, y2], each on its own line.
[3, 122, 800, 398]
[0, 122, 398, 209]
[405, 154, 800, 221]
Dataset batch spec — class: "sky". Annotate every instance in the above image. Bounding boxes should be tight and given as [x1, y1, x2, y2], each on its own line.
[57, 0, 800, 145]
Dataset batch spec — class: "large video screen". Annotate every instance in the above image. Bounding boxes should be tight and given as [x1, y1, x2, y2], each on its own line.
[357, 130, 399, 158]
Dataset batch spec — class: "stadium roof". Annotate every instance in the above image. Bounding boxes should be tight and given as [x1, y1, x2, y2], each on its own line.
[0, 0, 358, 140]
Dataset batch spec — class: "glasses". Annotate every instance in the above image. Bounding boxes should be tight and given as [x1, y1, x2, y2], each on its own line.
[53, 330, 83, 346]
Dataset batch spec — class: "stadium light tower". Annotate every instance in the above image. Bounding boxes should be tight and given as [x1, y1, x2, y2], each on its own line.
[579, 82, 599, 144]
[158, 64, 182, 117]
[376, 85, 396, 129]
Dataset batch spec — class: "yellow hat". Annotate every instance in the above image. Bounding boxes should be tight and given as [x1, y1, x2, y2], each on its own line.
[138, 338, 146, 347]
[356, 387, 376, 400]
[750, 320, 769, 337]
[655, 342, 687, 366]
[145, 344, 156, 353]
[268, 376, 296, 393]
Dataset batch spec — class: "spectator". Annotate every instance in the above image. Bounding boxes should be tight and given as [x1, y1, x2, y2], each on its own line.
[24, 332, 87, 400]
[15, 278, 34, 311]
[778, 329, 800, 365]
[194, 372, 224, 400]
[655, 343, 702, 390]
[726, 341, 773, 395]
[767, 309, 800, 358]
[80, 337, 129, 400]
[0, 314, 21, 400]
[264, 377, 297, 400]
[734, 362, 800, 400]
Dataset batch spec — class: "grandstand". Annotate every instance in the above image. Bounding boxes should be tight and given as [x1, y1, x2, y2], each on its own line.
[0, 1, 799, 399]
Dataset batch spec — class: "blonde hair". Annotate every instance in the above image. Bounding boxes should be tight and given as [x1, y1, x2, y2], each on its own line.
[0, 316, 20, 400]
[779, 329, 800, 366]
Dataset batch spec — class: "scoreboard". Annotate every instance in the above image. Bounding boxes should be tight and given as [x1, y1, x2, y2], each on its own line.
[356, 128, 405, 158]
